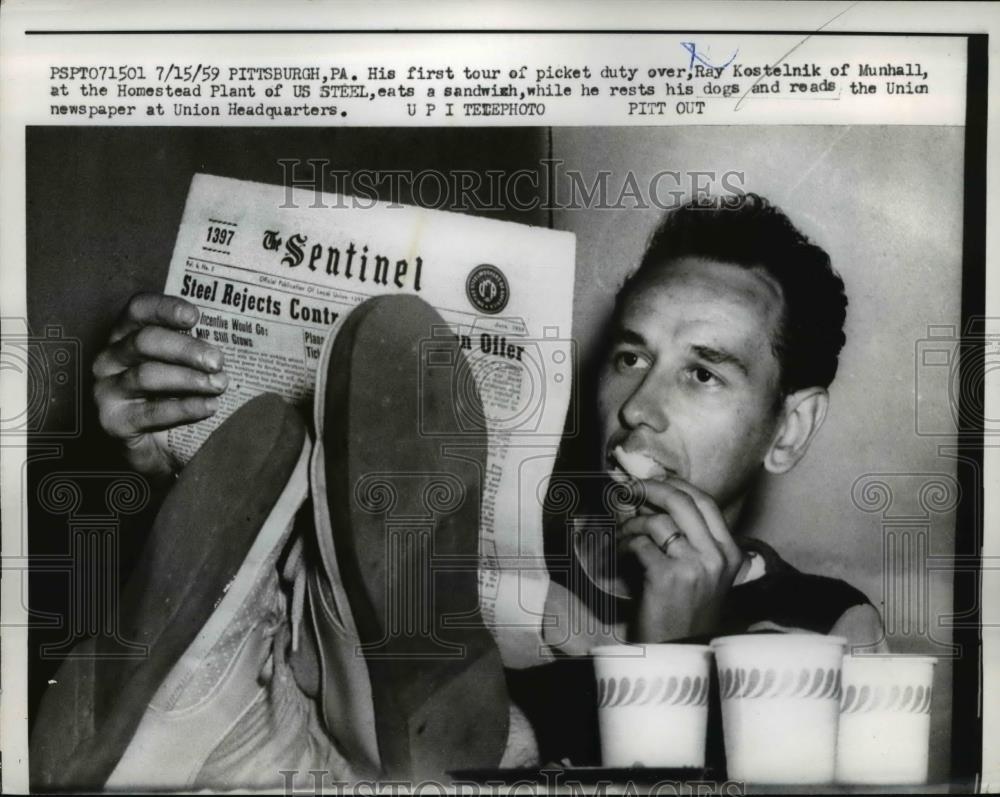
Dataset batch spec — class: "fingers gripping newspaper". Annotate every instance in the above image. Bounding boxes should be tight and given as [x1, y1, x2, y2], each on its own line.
[164, 174, 575, 668]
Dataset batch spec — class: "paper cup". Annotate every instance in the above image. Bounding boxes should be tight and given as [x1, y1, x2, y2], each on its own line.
[836, 654, 936, 784]
[592, 644, 712, 768]
[711, 634, 846, 784]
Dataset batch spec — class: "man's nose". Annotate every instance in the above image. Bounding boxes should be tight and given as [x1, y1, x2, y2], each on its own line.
[619, 371, 669, 432]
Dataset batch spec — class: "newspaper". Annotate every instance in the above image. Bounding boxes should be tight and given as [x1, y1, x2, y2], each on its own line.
[163, 173, 575, 667]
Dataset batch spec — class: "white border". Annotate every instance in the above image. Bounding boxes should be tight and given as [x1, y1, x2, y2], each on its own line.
[1, 2, 997, 792]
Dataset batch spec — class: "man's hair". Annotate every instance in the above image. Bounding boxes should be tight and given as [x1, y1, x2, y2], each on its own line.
[613, 193, 848, 395]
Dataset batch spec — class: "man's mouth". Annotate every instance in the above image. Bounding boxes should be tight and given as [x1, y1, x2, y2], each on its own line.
[608, 444, 671, 482]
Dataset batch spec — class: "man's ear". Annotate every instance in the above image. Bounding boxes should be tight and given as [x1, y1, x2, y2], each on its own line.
[764, 387, 829, 474]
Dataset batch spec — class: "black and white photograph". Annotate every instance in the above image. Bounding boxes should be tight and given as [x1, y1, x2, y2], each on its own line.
[1, 3, 994, 793]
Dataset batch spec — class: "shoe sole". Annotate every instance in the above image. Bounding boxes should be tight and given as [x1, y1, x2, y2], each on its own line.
[316, 295, 509, 782]
[30, 393, 308, 790]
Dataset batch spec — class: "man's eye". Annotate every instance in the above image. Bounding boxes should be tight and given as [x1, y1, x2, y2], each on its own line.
[614, 350, 651, 372]
[691, 366, 721, 386]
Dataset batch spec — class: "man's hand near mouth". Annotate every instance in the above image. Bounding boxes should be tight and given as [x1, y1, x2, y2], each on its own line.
[616, 476, 747, 643]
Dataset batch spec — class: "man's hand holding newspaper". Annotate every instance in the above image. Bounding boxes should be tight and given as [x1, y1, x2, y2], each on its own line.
[92, 292, 228, 484]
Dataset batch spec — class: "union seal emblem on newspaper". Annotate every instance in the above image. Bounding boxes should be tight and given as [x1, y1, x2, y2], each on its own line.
[466, 264, 510, 314]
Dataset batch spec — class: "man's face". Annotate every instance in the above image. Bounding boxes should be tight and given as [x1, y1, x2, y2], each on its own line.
[598, 256, 786, 518]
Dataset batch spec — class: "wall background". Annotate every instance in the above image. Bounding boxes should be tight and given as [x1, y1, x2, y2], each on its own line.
[553, 125, 965, 780]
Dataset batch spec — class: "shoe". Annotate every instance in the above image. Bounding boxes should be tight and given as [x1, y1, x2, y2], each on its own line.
[309, 294, 509, 782]
[30, 393, 311, 790]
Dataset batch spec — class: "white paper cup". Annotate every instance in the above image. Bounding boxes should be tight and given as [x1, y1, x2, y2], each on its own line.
[711, 634, 846, 784]
[835, 654, 936, 784]
[592, 643, 712, 768]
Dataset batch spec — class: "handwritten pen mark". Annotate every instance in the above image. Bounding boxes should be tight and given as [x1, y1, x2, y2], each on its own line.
[734, 1, 861, 112]
[785, 125, 855, 199]
[681, 41, 739, 71]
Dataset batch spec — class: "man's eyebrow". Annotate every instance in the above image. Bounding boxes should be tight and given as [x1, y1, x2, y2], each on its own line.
[611, 328, 647, 346]
[690, 344, 749, 376]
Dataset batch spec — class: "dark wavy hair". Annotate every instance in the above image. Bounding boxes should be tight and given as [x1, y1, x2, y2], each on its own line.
[613, 193, 848, 394]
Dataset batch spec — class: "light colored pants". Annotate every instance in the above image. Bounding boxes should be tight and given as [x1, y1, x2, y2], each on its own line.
[108, 533, 537, 790]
